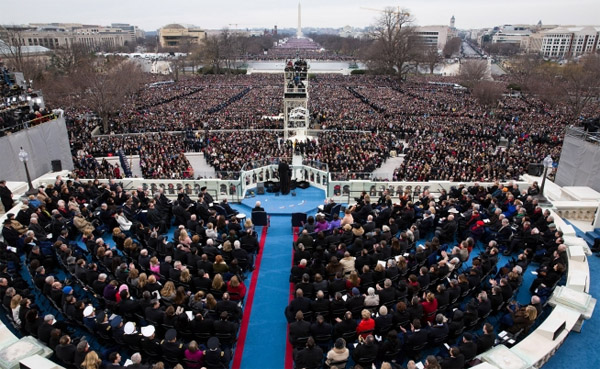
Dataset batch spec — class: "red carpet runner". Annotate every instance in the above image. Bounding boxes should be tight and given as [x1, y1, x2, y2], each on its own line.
[231, 226, 269, 369]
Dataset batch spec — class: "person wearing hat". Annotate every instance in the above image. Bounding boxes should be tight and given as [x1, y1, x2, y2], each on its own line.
[203, 337, 229, 369]
[161, 328, 184, 360]
[110, 315, 125, 341]
[200, 186, 215, 207]
[123, 321, 142, 347]
[140, 325, 160, 354]
[95, 310, 111, 336]
[458, 332, 478, 362]
[82, 305, 97, 332]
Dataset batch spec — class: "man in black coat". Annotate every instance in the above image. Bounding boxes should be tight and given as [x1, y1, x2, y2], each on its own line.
[294, 337, 323, 369]
[352, 334, 379, 367]
[278, 160, 291, 195]
[37, 314, 56, 344]
[458, 332, 478, 362]
[55, 335, 76, 365]
[285, 289, 311, 323]
[0, 180, 14, 212]
[144, 299, 165, 325]
[477, 323, 496, 354]
[400, 320, 428, 357]
[440, 346, 465, 369]
[288, 311, 311, 346]
[427, 314, 449, 345]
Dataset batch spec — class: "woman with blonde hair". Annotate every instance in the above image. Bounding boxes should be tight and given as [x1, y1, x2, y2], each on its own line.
[340, 208, 354, 227]
[149, 256, 160, 275]
[226, 275, 246, 301]
[508, 305, 538, 334]
[137, 272, 148, 289]
[160, 281, 176, 302]
[179, 229, 192, 246]
[127, 268, 140, 287]
[356, 309, 375, 339]
[179, 267, 191, 283]
[10, 294, 23, 327]
[81, 351, 102, 369]
[211, 273, 226, 291]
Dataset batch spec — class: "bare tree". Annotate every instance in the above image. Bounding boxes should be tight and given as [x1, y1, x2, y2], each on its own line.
[459, 60, 488, 87]
[472, 81, 504, 107]
[443, 37, 462, 58]
[364, 7, 416, 80]
[70, 58, 145, 132]
[50, 42, 92, 75]
[422, 45, 443, 74]
[0, 26, 46, 81]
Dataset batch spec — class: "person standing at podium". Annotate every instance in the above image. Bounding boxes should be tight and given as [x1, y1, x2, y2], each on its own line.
[279, 160, 291, 195]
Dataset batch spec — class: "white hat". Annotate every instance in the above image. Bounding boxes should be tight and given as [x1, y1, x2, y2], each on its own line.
[83, 306, 94, 318]
[124, 322, 136, 335]
[141, 325, 155, 337]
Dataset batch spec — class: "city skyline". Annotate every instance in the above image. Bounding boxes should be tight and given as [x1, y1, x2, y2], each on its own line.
[2, 0, 599, 31]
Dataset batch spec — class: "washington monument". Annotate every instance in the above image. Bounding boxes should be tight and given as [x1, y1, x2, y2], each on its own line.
[297, 1, 302, 38]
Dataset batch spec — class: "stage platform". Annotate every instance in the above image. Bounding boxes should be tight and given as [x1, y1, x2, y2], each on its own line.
[238, 186, 326, 215]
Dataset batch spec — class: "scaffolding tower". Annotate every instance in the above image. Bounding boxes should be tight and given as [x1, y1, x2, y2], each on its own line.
[283, 58, 309, 141]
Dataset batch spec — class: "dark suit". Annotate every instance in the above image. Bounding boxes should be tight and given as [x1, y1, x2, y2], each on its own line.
[289, 320, 310, 345]
[428, 323, 449, 344]
[440, 354, 465, 369]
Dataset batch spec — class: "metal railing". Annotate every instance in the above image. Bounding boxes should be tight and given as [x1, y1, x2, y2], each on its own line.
[0, 113, 58, 134]
[565, 126, 600, 145]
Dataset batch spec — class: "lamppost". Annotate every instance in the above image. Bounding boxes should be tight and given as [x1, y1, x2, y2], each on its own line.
[539, 155, 554, 205]
[18, 147, 37, 196]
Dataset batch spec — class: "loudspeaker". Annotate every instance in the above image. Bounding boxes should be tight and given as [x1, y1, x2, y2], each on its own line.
[51, 160, 62, 172]
[527, 163, 543, 176]
[257, 182, 265, 195]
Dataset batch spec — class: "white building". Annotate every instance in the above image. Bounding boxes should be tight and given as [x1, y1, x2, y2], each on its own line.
[414, 26, 452, 51]
[541, 26, 600, 58]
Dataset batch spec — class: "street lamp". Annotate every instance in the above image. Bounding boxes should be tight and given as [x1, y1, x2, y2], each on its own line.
[539, 155, 554, 205]
[18, 147, 37, 196]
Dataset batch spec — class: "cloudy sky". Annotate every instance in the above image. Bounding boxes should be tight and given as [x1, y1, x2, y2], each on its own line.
[2, 0, 598, 31]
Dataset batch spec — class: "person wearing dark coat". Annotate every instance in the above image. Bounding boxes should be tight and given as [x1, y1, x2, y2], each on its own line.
[294, 336, 323, 369]
[37, 314, 56, 344]
[440, 346, 465, 369]
[351, 334, 379, 367]
[285, 289, 311, 323]
[427, 314, 449, 344]
[400, 320, 428, 357]
[458, 332, 478, 362]
[477, 323, 496, 354]
[55, 335, 76, 365]
[289, 311, 311, 347]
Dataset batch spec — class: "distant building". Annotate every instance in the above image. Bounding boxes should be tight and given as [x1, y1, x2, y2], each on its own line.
[1, 23, 137, 50]
[491, 25, 532, 46]
[414, 26, 453, 51]
[541, 26, 600, 58]
[158, 24, 206, 48]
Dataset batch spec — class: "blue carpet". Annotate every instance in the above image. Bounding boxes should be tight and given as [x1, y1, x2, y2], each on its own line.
[236, 214, 294, 368]
[241, 187, 325, 215]
[543, 236, 600, 368]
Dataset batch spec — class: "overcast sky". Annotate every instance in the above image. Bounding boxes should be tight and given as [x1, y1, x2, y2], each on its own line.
[2, 0, 598, 31]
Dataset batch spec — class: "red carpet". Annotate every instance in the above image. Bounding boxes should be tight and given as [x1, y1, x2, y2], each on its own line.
[231, 226, 269, 369]
[284, 227, 299, 369]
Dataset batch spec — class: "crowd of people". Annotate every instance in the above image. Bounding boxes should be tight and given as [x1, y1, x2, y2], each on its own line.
[1, 62, 55, 136]
[1, 175, 260, 369]
[39, 67, 594, 184]
[287, 181, 567, 368]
